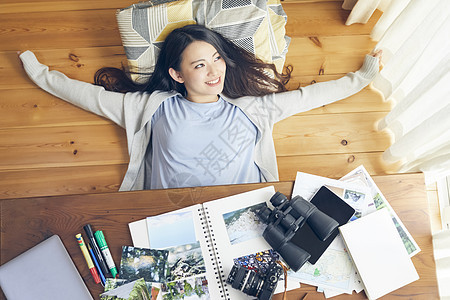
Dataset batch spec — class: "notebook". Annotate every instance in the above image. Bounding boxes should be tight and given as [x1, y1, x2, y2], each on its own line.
[0, 235, 93, 300]
[339, 208, 419, 299]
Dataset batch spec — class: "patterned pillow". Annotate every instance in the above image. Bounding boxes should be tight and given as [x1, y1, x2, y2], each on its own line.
[116, 0, 290, 82]
[266, 0, 291, 72]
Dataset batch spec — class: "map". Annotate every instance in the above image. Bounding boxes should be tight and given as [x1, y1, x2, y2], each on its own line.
[288, 247, 355, 293]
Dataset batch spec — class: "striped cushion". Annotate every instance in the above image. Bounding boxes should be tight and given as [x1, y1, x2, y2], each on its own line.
[116, 0, 290, 82]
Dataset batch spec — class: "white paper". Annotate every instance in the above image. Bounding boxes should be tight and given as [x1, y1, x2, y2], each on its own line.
[341, 165, 421, 257]
[339, 208, 419, 300]
[128, 219, 150, 249]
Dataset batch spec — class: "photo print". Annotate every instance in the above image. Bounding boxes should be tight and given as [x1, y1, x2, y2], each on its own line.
[343, 189, 365, 220]
[222, 202, 267, 245]
[119, 246, 169, 283]
[147, 210, 197, 249]
[165, 242, 206, 281]
[161, 275, 209, 300]
[101, 278, 159, 300]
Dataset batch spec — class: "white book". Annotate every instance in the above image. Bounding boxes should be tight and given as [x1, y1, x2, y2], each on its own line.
[339, 208, 419, 299]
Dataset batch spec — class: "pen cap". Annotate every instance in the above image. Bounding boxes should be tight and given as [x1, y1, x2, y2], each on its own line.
[83, 224, 94, 237]
[94, 231, 107, 248]
[75, 233, 84, 245]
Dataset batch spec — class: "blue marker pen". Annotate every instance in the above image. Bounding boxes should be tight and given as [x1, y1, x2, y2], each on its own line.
[88, 243, 105, 286]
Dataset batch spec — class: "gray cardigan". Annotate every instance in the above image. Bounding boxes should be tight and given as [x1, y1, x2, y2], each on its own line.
[20, 51, 379, 191]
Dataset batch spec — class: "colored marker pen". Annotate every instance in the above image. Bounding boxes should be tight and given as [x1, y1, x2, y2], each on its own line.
[94, 230, 118, 278]
[88, 243, 106, 286]
[84, 224, 109, 276]
[76, 233, 101, 284]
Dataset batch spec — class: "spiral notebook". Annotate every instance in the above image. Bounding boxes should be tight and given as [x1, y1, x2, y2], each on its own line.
[129, 186, 299, 299]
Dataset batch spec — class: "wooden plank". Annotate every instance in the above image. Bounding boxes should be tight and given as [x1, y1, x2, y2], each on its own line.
[288, 35, 376, 57]
[1, 35, 376, 90]
[0, 124, 128, 170]
[276, 152, 401, 181]
[0, 0, 342, 13]
[273, 111, 392, 156]
[283, 0, 344, 2]
[285, 35, 377, 77]
[0, 151, 401, 200]
[0, 88, 112, 129]
[285, 73, 343, 89]
[425, 182, 442, 233]
[0, 86, 390, 130]
[0, 3, 380, 50]
[0, 164, 127, 200]
[0, 0, 343, 15]
[0, 1, 379, 38]
[0, 0, 136, 14]
[286, 86, 391, 115]
[284, 1, 382, 37]
[0, 111, 390, 170]
[0, 47, 126, 90]
[0, 9, 122, 51]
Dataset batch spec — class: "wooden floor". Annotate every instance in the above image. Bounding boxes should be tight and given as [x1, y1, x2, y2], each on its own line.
[0, 0, 402, 200]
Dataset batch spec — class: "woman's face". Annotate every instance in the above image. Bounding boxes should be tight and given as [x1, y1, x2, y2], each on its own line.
[169, 40, 226, 103]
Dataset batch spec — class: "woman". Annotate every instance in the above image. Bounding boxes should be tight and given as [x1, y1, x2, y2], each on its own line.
[20, 24, 381, 190]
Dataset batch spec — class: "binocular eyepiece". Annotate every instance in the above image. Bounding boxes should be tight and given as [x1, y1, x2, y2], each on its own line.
[257, 192, 339, 272]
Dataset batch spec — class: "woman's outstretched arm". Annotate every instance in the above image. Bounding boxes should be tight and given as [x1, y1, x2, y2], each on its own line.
[20, 51, 128, 127]
[268, 51, 382, 123]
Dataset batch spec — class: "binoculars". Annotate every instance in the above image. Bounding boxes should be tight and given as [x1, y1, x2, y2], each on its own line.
[257, 192, 339, 272]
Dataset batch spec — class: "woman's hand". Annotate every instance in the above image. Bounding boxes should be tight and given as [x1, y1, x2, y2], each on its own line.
[370, 49, 383, 67]
[370, 49, 382, 58]
[17, 51, 25, 66]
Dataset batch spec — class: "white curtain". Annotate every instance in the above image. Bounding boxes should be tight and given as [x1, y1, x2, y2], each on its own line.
[343, 0, 450, 184]
[342, 0, 392, 25]
[433, 229, 450, 299]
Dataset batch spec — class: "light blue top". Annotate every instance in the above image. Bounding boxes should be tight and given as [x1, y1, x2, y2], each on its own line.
[147, 95, 261, 189]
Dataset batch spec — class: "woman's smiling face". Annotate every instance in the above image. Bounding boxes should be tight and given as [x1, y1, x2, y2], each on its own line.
[169, 40, 226, 103]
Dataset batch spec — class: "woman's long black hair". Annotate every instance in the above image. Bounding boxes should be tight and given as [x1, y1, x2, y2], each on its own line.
[94, 24, 291, 98]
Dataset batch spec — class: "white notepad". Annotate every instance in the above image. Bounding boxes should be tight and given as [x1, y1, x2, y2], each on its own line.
[339, 208, 419, 300]
[0, 235, 93, 300]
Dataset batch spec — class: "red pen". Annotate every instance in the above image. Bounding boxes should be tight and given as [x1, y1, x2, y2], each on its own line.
[76, 233, 101, 284]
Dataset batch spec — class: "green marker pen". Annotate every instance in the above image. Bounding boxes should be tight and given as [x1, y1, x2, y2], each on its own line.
[94, 230, 118, 278]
